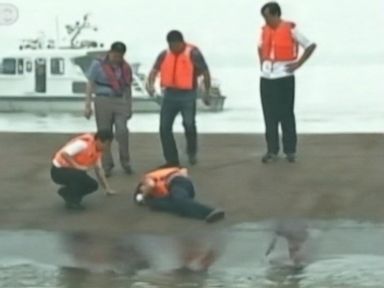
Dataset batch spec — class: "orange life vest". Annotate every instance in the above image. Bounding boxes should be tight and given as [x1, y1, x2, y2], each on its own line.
[144, 167, 184, 197]
[53, 133, 101, 168]
[261, 21, 298, 61]
[160, 44, 195, 90]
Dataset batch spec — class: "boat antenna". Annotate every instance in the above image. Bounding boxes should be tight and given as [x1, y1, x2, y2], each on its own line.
[65, 13, 98, 48]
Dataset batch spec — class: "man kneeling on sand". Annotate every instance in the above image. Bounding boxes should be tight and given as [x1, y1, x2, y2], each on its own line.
[51, 130, 116, 210]
[133, 166, 225, 223]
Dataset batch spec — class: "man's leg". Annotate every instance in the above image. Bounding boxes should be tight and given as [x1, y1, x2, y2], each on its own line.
[146, 197, 179, 214]
[94, 96, 115, 173]
[64, 171, 98, 208]
[51, 166, 75, 203]
[75, 172, 99, 199]
[50, 166, 97, 208]
[279, 76, 297, 159]
[114, 97, 132, 173]
[260, 78, 280, 162]
[180, 92, 198, 165]
[160, 95, 181, 165]
[169, 177, 215, 220]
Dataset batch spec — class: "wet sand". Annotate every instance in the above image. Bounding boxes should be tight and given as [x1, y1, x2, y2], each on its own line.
[0, 132, 383, 234]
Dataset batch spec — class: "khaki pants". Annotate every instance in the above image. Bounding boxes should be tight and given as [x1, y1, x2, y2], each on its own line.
[94, 96, 131, 170]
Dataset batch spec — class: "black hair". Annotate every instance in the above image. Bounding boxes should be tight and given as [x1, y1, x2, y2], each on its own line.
[261, 2, 282, 17]
[110, 41, 127, 54]
[166, 30, 184, 43]
[134, 183, 144, 196]
[95, 130, 114, 142]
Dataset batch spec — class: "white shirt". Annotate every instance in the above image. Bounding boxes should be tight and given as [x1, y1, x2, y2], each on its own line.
[52, 140, 87, 167]
[259, 28, 314, 79]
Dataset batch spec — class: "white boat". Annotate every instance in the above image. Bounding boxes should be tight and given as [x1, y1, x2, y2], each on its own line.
[0, 14, 226, 114]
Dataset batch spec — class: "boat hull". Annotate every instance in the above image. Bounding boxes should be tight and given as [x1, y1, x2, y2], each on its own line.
[0, 95, 226, 114]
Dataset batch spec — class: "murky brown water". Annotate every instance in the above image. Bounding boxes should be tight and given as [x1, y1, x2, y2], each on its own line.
[1, 220, 384, 288]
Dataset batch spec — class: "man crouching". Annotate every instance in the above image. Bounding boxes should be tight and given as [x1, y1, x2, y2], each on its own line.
[50, 130, 116, 210]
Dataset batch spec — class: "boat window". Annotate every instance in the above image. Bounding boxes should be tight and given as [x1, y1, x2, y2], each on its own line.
[17, 58, 24, 74]
[51, 58, 65, 75]
[1, 58, 16, 75]
[26, 60, 33, 72]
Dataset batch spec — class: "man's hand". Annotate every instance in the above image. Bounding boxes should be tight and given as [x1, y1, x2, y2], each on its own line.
[286, 43, 317, 74]
[285, 61, 302, 73]
[146, 82, 156, 97]
[202, 89, 211, 106]
[127, 102, 133, 120]
[84, 103, 93, 119]
[105, 188, 117, 196]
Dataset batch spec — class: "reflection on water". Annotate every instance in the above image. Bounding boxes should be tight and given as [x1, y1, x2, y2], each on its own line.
[1, 220, 384, 287]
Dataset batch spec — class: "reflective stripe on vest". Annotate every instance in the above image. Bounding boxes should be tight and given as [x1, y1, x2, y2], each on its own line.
[261, 21, 298, 61]
[160, 44, 194, 89]
[53, 133, 101, 168]
[145, 167, 183, 197]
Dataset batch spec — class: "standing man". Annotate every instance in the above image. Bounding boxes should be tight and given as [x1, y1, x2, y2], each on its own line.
[147, 30, 211, 166]
[84, 41, 133, 176]
[50, 130, 115, 210]
[258, 2, 316, 163]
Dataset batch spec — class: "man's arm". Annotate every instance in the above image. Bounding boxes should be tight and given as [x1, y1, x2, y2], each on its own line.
[257, 46, 263, 68]
[286, 43, 316, 73]
[59, 140, 88, 170]
[94, 159, 116, 195]
[60, 152, 88, 170]
[84, 60, 99, 119]
[84, 81, 95, 119]
[201, 70, 211, 93]
[124, 85, 133, 118]
[146, 69, 158, 97]
[286, 29, 317, 72]
[297, 43, 316, 67]
[192, 48, 211, 104]
[146, 51, 166, 96]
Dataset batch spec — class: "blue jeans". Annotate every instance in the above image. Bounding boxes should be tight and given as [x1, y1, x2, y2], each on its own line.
[160, 89, 197, 165]
[146, 176, 213, 220]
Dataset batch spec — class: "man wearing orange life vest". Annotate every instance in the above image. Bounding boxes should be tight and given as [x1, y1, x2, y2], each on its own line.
[133, 166, 225, 223]
[50, 130, 115, 210]
[146, 30, 211, 166]
[258, 2, 316, 163]
[85, 42, 133, 177]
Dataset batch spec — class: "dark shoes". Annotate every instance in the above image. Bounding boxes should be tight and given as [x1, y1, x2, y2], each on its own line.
[65, 202, 85, 211]
[261, 153, 278, 163]
[58, 187, 84, 211]
[104, 168, 112, 178]
[205, 209, 225, 223]
[188, 154, 197, 166]
[122, 164, 134, 175]
[262, 153, 297, 163]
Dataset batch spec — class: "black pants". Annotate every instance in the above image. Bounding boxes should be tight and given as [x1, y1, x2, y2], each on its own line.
[50, 165, 98, 204]
[260, 76, 297, 154]
[146, 176, 213, 220]
[160, 89, 197, 165]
